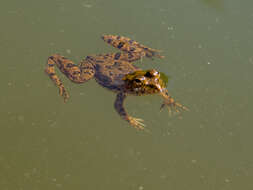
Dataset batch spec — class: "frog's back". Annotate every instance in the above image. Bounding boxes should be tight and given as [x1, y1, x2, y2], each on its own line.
[85, 54, 139, 91]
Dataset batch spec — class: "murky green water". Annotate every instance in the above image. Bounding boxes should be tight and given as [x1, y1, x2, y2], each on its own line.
[1, 0, 253, 189]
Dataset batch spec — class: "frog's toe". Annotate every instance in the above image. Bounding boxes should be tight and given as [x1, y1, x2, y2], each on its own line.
[59, 87, 69, 103]
[174, 102, 189, 111]
[129, 117, 145, 130]
[160, 101, 189, 115]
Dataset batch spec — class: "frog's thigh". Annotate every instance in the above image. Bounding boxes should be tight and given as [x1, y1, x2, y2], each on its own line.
[45, 54, 95, 102]
[49, 54, 94, 83]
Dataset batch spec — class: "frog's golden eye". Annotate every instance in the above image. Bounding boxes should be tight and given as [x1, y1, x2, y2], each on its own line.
[145, 69, 159, 78]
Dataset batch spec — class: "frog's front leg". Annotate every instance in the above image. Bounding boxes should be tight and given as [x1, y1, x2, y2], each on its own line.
[45, 54, 95, 102]
[160, 89, 189, 114]
[114, 92, 145, 130]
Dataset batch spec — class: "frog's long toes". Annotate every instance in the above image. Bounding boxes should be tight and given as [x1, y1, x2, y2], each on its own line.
[182, 105, 189, 111]
[168, 107, 172, 116]
[129, 117, 145, 130]
[175, 102, 189, 111]
[59, 88, 69, 103]
[160, 103, 165, 112]
[63, 96, 69, 103]
[162, 100, 189, 116]
[135, 118, 144, 122]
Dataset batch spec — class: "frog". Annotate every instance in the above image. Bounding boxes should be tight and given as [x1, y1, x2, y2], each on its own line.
[45, 35, 188, 130]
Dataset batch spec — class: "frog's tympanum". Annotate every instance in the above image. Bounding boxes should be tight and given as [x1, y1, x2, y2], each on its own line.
[45, 35, 188, 130]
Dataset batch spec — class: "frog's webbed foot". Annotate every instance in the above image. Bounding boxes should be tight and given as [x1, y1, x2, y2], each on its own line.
[160, 91, 189, 115]
[128, 116, 145, 130]
[160, 100, 189, 115]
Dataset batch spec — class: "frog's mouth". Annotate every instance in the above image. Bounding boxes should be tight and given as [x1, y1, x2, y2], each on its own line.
[129, 83, 165, 96]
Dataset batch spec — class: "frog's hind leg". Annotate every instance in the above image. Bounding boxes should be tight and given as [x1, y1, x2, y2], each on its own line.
[45, 54, 95, 102]
[102, 35, 164, 62]
[114, 92, 145, 130]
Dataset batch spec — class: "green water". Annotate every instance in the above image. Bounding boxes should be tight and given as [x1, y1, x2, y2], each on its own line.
[1, 0, 253, 189]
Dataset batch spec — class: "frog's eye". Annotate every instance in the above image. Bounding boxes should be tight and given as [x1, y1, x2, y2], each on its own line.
[144, 71, 152, 78]
[145, 69, 159, 78]
[134, 78, 142, 83]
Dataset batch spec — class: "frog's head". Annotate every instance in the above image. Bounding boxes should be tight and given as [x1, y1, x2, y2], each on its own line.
[123, 69, 167, 95]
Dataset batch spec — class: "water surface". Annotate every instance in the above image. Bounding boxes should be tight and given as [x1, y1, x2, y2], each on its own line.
[1, 0, 253, 189]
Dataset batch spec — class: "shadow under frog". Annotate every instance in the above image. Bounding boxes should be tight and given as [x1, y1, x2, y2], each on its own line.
[45, 35, 188, 130]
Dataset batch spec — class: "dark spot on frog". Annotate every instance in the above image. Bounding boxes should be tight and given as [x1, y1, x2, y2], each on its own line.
[117, 42, 125, 49]
[48, 63, 54, 67]
[73, 71, 80, 75]
[114, 62, 121, 66]
[114, 52, 121, 60]
[107, 39, 112, 43]
[130, 47, 135, 52]
[128, 53, 134, 59]
[106, 65, 112, 69]
[66, 63, 73, 68]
